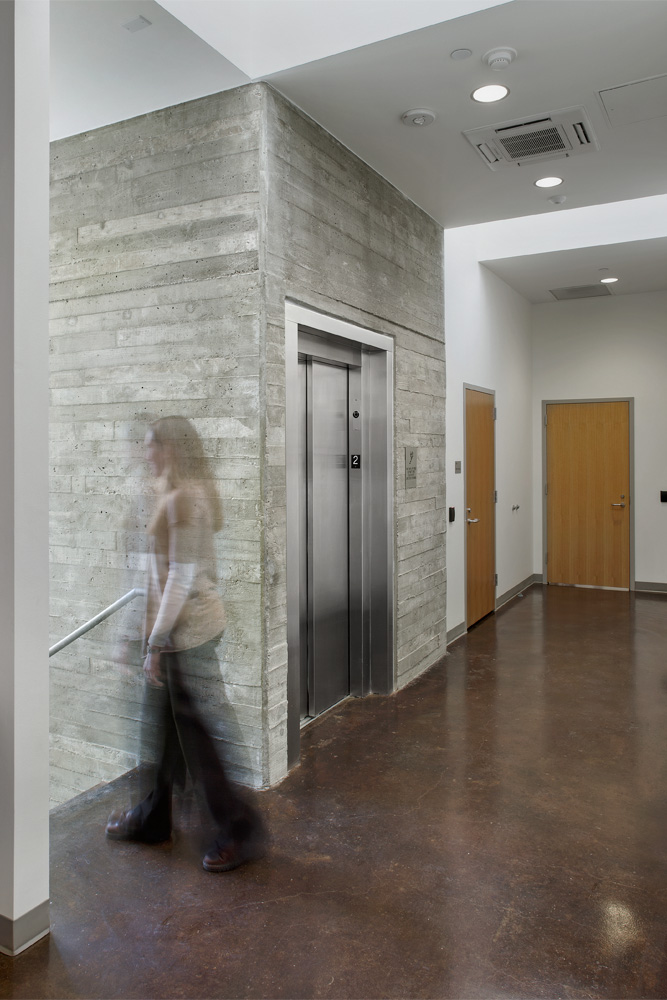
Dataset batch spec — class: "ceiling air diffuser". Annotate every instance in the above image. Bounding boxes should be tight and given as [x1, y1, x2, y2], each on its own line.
[463, 106, 599, 170]
[549, 284, 612, 301]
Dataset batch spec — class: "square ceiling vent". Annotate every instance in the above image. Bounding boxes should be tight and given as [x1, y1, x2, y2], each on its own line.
[549, 284, 612, 301]
[463, 106, 599, 170]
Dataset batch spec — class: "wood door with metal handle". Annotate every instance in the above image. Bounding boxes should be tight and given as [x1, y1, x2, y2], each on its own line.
[546, 401, 630, 588]
[465, 388, 496, 627]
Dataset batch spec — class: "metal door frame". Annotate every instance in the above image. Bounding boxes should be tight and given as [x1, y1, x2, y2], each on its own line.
[285, 302, 394, 767]
[542, 397, 635, 591]
[463, 383, 496, 629]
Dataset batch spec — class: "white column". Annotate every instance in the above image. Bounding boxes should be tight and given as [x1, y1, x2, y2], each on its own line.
[0, 0, 50, 957]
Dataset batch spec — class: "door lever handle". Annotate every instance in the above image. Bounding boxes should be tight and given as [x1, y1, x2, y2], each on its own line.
[611, 503, 626, 508]
[467, 517, 480, 523]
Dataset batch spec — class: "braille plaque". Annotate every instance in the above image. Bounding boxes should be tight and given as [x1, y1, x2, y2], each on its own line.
[350, 454, 361, 469]
[405, 447, 417, 489]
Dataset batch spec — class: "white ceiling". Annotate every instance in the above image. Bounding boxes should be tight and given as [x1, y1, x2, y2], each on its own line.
[50, 0, 250, 141]
[157, 0, 506, 78]
[50, 0, 667, 300]
[482, 238, 667, 304]
[263, 1, 667, 228]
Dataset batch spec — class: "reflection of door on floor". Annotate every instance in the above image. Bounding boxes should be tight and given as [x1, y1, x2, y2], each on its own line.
[465, 387, 496, 628]
[546, 400, 630, 589]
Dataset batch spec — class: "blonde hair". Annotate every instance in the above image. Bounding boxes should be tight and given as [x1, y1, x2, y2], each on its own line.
[149, 416, 223, 532]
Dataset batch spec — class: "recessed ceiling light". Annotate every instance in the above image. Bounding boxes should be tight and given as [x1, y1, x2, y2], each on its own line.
[535, 176, 563, 188]
[471, 84, 509, 103]
[600, 277, 619, 283]
[451, 48, 473, 60]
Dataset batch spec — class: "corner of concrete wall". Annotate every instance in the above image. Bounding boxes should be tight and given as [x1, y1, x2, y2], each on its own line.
[260, 85, 447, 779]
[257, 83, 290, 788]
[49, 80, 447, 799]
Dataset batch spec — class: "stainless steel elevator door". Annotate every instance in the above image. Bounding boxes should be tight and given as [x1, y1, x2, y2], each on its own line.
[299, 358, 350, 718]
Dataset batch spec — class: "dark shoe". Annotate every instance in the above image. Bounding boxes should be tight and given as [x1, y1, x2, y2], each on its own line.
[202, 841, 245, 873]
[203, 829, 267, 872]
[105, 808, 171, 844]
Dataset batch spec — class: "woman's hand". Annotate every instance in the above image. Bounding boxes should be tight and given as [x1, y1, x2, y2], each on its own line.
[144, 650, 164, 688]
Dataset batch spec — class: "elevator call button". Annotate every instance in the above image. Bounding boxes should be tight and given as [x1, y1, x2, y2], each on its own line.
[351, 454, 361, 469]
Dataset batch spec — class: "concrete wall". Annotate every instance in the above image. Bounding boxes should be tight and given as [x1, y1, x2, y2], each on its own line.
[49, 82, 446, 803]
[262, 87, 446, 745]
[532, 290, 667, 587]
[49, 85, 265, 804]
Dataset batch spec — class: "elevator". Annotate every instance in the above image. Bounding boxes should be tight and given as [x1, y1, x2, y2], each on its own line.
[298, 337, 362, 719]
[286, 304, 394, 763]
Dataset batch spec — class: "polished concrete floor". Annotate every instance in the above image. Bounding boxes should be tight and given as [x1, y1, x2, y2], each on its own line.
[2, 585, 667, 999]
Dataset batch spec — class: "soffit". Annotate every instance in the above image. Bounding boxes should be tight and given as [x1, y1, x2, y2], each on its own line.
[482, 238, 667, 304]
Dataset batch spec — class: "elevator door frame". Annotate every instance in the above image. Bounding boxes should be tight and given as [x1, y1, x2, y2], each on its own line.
[285, 302, 394, 768]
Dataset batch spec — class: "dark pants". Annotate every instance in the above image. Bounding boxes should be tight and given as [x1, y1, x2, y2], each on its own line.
[133, 641, 263, 849]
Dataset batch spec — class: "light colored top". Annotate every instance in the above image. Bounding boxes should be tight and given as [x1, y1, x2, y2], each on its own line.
[145, 482, 225, 652]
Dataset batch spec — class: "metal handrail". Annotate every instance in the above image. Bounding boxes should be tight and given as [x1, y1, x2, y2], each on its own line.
[49, 588, 145, 657]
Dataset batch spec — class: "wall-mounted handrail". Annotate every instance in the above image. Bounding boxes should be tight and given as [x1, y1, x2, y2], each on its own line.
[49, 588, 145, 657]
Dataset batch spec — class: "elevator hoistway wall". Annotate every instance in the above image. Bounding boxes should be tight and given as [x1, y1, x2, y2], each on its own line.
[49, 82, 446, 805]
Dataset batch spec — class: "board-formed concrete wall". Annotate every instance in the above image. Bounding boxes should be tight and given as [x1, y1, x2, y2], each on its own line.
[49, 85, 265, 805]
[261, 88, 446, 782]
[49, 82, 445, 804]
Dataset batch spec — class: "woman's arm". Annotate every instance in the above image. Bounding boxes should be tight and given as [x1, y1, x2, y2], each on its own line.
[144, 491, 205, 680]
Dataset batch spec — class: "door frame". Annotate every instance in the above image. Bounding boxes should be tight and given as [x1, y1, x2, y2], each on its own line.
[541, 397, 635, 591]
[463, 383, 496, 628]
[285, 302, 395, 767]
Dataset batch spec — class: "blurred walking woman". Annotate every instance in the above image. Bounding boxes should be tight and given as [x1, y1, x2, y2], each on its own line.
[106, 416, 265, 872]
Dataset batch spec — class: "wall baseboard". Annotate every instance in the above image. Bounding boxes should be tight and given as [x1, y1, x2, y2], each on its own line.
[497, 574, 542, 611]
[635, 581, 667, 594]
[446, 621, 467, 645]
[0, 900, 50, 957]
[447, 576, 543, 645]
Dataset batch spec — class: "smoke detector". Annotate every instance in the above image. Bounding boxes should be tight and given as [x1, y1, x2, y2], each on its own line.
[484, 47, 517, 71]
[401, 109, 436, 127]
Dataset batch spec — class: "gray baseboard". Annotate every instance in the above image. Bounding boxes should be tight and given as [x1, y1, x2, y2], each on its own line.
[497, 574, 542, 610]
[0, 900, 50, 957]
[446, 621, 467, 645]
[635, 581, 667, 594]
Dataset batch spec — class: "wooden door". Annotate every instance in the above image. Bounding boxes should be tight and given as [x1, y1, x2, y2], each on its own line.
[465, 388, 496, 626]
[546, 401, 630, 588]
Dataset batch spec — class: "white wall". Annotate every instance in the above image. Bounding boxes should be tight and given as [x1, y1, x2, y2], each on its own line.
[445, 228, 534, 634]
[0, 0, 50, 952]
[532, 290, 667, 586]
[469, 193, 667, 263]
[445, 194, 667, 638]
